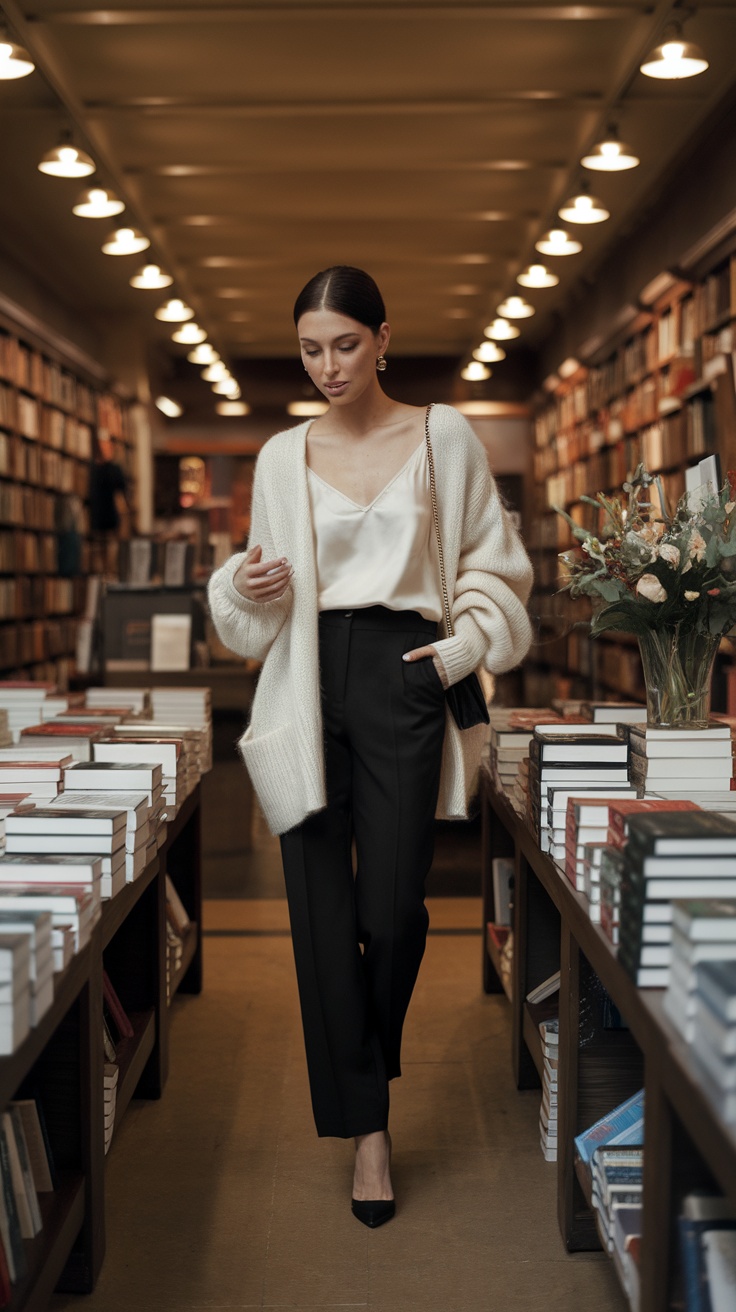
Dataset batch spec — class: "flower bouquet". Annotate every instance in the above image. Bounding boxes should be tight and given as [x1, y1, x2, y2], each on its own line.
[556, 463, 736, 728]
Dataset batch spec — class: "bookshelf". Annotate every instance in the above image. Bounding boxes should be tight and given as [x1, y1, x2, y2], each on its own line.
[0, 785, 202, 1308]
[527, 249, 736, 709]
[480, 765, 736, 1312]
[0, 309, 136, 687]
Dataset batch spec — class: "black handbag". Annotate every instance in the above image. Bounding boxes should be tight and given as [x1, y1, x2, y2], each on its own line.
[424, 404, 490, 731]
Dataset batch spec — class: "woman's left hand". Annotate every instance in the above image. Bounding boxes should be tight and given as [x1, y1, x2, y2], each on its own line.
[402, 644, 450, 690]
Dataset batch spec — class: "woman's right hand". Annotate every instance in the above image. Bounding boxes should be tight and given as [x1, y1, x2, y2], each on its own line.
[232, 545, 293, 603]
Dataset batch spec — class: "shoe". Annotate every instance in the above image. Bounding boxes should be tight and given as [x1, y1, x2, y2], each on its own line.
[351, 1198, 396, 1228]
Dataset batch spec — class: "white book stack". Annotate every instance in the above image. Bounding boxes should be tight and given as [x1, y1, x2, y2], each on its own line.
[93, 738, 186, 820]
[664, 901, 736, 1046]
[487, 709, 565, 799]
[630, 723, 734, 796]
[85, 687, 151, 716]
[0, 759, 69, 802]
[5, 808, 129, 897]
[52, 925, 75, 973]
[0, 852, 104, 918]
[113, 723, 204, 799]
[586, 703, 646, 726]
[0, 686, 54, 744]
[539, 1018, 559, 1161]
[19, 724, 104, 762]
[0, 934, 31, 1054]
[582, 843, 608, 923]
[103, 1061, 119, 1155]
[150, 687, 213, 772]
[0, 886, 98, 956]
[63, 760, 163, 806]
[47, 790, 153, 860]
[543, 786, 636, 860]
[0, 909, 53, 1026]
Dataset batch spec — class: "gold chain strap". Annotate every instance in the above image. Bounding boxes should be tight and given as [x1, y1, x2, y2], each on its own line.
[424, 403, 454, 639]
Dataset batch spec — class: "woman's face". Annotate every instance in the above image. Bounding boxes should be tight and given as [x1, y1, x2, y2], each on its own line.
[297, 308, 389, 406]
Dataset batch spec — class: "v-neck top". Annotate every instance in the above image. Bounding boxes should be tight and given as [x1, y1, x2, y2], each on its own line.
[307, 439, 442, 621]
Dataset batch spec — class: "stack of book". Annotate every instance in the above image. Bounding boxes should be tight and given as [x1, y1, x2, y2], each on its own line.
[581, 842, 608, 922]
[606, 797, 701, 849]
[85, 686, 150, 716]
[679, 1193, 736, 1310]
[629, 723, 734, 796]
[574, 1089, 645, 1170]
[544, 784, 637, 860]
[590, 1144, 643, 1254]
[4, 808, 128, 898]
[0, 886, 98, 960]
[0, 758, 69, 803]
[150, 687, 213, 773]
[103, 1062, 118, 1155]
[529, 728, 630, 852]
[0, 935, 31, 1055]
[539, 1018, 558, 1162]
[487, 708, 569, 800]
[564, 796, 631, 891]
[93, 736, 187, 819]
[47, 790, 156, 876]
[619, 813, 736, 988]
[19, 721, 105, 762]
[664, 900, 736, 1044]
[63, 760, 163, 810]
[600, 848, 627, 946]
[0, 683, 55, 744]
[0, 908, 52, 1026]
[582, 702, 645, 726]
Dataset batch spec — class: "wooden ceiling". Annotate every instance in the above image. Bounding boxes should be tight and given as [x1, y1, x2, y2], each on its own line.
[0, 0, 735, 382]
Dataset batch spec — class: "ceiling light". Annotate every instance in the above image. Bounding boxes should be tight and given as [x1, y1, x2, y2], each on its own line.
[72, 187, 124, 219]
[498, 296, 534, 319]
[172, 323, 206, 344]
[535, 228, 582, 257]
[484, 318, 520, 341]
[287, 401, 330, 417]
[212, 378, 240, 396]
[154, 396, 183, 419]
[130, 263, 173, 290]
[102, 226, 150, 255]
[558, 184, 609, 225]
[201, 362, 227, 382]
[187, 344, 219, 365]
[155, 298, 194, 323]
[473, 342, 506, 363]
[0, 39, 34, 80]
[461, 362, 491, 382]
[216, 401, 251, 416]
[582, 126, 639, 172]
[558, 357, 580, 379]
[517, 264, 558, 289]
[38, 131, 95, 178]
[640, 22, 708, 79]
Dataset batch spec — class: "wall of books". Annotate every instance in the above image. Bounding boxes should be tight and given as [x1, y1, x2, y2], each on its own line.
[527, 248, 736, 708]
[0, 320, 135, 686]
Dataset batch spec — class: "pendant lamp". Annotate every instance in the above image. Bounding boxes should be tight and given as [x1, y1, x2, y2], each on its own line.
[0, 38, 34, 79]
[535, 229, 582, 257]
[38, 130, 95, 178]
[640, 22, 708, 79]
[72, 187, 124, 218]
[130, 264, 173, 290]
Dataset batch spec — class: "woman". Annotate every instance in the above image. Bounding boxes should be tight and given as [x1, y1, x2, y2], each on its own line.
[208, 267, 533, 1227]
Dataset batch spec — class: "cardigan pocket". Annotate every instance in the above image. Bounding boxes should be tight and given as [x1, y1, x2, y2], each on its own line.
[237, 721, 303, 835]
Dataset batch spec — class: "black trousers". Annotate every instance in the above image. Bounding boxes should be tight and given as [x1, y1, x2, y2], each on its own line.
[280, 606, 447, 1138]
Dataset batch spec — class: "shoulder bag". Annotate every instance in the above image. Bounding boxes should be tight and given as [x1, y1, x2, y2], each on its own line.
[424, 403, 490, 730]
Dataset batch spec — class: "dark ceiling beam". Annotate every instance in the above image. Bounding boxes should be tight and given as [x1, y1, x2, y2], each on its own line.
[86, 94, 608, 116]
[127, 161, 569, 175]
[29, 4, 655, 26]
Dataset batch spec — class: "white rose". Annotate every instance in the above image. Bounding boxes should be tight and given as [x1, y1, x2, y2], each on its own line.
[658, 543, 680, 569]
[636, 573, 667, 604]
[684, 590, 700, 601]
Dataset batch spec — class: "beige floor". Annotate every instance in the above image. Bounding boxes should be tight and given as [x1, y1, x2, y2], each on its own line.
[50, 897, 625, 1312]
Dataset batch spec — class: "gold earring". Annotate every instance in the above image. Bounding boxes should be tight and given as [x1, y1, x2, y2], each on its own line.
[376, 355, 387, 372]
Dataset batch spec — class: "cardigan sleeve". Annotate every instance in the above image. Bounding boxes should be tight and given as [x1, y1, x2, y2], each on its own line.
[206, 451, 293, 663]
[432, 433, 533, 684]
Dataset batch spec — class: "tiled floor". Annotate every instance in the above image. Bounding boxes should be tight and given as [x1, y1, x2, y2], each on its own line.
[49, 896, 625, 1312]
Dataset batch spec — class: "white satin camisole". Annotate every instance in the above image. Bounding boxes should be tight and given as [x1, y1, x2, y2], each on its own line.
[307, 440, 443, 622]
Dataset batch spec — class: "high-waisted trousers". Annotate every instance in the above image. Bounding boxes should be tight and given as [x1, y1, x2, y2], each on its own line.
[279, 606, 447, 1138]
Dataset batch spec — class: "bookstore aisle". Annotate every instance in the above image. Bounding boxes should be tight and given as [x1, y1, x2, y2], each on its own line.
[47, 890, 623, 1312]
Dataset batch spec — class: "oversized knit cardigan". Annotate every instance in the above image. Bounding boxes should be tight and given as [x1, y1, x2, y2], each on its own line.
[208, 404, 533, 836]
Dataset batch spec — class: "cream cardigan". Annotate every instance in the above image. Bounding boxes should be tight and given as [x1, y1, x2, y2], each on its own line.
[208, 404, 533, 835]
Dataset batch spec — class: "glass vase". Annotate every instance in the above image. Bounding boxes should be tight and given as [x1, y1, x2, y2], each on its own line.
[637, 626, 719, 729]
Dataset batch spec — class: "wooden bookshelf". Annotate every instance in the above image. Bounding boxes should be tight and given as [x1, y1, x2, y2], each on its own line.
[479, 763, 736, 1312]
[0, 786, 202, 1308]
[527, 249, 736, 709]
[0, 306, 136, 686]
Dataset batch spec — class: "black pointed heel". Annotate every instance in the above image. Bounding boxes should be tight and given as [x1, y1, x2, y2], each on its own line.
[351, 1198, 396, 1228]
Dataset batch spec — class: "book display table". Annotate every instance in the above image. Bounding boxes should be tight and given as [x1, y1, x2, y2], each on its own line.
[0, 786, 202, 1310]
[480, 763, 736, 1312]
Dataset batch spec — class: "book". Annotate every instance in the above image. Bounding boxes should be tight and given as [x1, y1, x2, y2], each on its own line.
[7, 1110, 41, 1237]
[491, 857, 513, 927]
[64, 761, 163, 792]
[6, 807, 127, 836]
[102, 970, 133, 1041]
[526, 971, 560, 1006]
[0, 1123, 26, 1282]
[165, 875, 190, 935]
[0, 854, 102, 886]
[626, 810, 736, 855]
[11, 1102, 54, 1193]
[703, 1228, 736, 1310]
[574, 1089, 645, 1164]
[531, 732, 628, 763]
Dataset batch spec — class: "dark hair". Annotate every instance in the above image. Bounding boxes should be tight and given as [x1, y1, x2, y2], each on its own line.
[293, 266, 386, 333]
